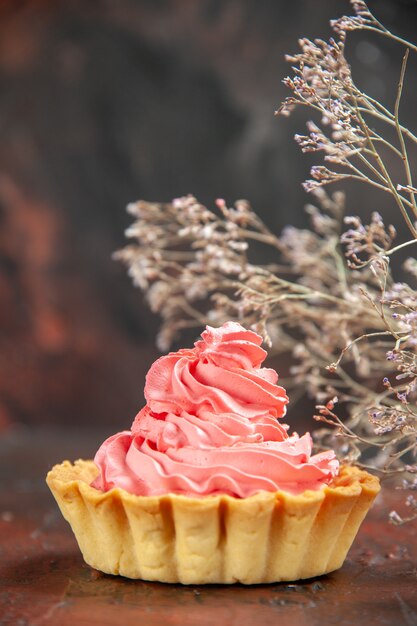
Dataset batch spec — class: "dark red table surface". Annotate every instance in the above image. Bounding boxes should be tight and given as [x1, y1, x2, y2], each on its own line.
[0, 427, 416, 626]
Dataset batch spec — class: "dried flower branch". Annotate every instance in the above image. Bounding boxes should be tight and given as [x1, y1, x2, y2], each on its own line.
[115, 195, 287, 349]
[276, 0, 417, 524]
[117, 1, 417, 523]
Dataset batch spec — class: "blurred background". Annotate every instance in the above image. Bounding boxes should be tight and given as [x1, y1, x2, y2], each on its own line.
[0, 0, 416, 433]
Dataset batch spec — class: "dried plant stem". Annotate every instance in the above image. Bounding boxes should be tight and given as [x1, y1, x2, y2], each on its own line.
[369, 134, 403, 159]
[356, 106, 417, 237]
[361, 26, 417, 54]
[331, 331, 393, 369]
[237, 229, 282, 249]
[360, 105, 417, 146]
[394, 49, 417, 217]
[386, 239, 417, 256]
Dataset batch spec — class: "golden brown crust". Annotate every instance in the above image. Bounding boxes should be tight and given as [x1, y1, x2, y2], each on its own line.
[46, 460, 380, 584]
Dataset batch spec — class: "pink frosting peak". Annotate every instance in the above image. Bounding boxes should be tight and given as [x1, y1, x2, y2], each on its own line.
[142, 322, 287, 420]
[92, 322, 339, 497]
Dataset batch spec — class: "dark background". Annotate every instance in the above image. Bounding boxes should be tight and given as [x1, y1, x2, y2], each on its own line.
[0, 0, 416, 433]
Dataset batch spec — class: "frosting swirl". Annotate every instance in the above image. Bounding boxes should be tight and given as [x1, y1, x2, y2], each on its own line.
[92, 322, 338, 497]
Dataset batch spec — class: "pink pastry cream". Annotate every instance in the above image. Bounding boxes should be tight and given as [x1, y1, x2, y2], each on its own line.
[92, 322, 339, 497]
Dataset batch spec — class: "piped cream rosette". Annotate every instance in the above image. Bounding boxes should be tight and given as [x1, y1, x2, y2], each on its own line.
[91, 323, 339, 497]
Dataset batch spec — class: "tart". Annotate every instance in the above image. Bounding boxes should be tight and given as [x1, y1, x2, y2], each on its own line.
[47, 322, 379, 584]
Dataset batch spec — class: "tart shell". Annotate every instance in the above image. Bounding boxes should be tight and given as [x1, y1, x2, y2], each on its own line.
[46, 460, 380, 584]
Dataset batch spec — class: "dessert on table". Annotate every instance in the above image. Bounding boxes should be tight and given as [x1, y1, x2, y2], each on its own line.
[47, 322, 380, 584]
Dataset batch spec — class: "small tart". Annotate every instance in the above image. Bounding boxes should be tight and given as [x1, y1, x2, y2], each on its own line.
[47, 460, 380, 585]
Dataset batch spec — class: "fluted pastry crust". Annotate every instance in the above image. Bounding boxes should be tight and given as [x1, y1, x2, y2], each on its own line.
[46, 460, 380, 584]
